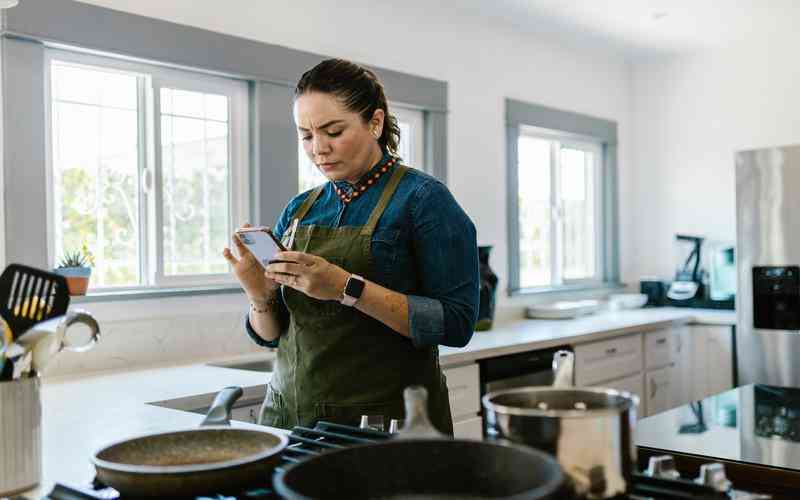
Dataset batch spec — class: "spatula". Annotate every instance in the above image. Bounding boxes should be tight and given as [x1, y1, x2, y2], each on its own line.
[0, 264, 70, 341]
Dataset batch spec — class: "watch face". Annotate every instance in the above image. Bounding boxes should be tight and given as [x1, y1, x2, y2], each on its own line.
[345, 275, 365, 299]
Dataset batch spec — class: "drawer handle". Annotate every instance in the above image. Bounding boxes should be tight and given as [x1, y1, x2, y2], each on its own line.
[656, 338, 667, 345]
[605, 347, 618, 355]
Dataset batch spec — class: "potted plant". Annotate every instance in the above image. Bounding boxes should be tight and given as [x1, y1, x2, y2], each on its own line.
[55, 243, 95, 296]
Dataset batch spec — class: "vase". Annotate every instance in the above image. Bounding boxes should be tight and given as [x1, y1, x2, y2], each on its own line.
[475, 245, 498, 331]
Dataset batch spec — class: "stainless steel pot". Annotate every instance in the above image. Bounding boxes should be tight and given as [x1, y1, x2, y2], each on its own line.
[482, 351, 639, 499]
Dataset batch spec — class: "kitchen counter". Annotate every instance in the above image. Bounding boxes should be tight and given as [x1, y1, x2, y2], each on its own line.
[27, 363, 281, 497]
[439, 306, 735, 366]
[23, 306, 734, 496]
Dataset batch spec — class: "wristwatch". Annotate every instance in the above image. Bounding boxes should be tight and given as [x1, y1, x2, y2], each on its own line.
[340, 274, 365, 306]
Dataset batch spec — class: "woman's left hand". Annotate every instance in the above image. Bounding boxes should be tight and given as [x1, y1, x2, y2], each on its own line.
[265, 251, 350, 301]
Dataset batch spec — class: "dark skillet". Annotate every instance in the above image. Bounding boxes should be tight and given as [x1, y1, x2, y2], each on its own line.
[274, 386, 565, 500]
[91, 386, 288, 497]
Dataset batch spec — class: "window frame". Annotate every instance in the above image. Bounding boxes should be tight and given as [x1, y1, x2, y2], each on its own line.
[43, 48, 249, 291]
[506, 100, 619, 296]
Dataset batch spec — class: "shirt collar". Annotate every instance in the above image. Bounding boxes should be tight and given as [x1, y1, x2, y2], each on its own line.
[332, 151, 392, 194]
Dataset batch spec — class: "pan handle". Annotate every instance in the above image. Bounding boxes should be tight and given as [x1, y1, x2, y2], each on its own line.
[200, 386, 244, 427]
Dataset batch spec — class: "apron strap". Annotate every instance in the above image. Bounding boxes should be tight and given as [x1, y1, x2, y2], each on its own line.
[292, 184, 326, 223]
[361, 165, 408, 236]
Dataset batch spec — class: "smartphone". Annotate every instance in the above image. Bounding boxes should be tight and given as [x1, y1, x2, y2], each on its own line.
[235, 226, 286, 268]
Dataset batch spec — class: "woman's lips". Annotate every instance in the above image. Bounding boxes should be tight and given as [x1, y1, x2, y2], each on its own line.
[319, 162, 339, 172]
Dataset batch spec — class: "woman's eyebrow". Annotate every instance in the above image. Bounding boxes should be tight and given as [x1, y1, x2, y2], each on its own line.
[298, 120, 345, 132]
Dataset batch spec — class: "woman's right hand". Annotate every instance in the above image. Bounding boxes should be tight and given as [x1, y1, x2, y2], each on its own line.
[223, 223, 279, 303]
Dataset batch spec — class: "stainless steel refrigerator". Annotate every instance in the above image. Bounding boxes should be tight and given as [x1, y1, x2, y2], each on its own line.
[737, 144, 800, 386]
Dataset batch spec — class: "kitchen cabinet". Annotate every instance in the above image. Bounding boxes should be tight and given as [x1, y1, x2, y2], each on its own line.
[644, 366, 677, 416]
[443, 362, 481, 439]
[688, 325, 734, 402]
[602, 372, 644, 415]
[574, 334, 643, 386]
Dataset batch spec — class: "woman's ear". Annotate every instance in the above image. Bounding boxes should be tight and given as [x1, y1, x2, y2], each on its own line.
[370, 108, 385, 139]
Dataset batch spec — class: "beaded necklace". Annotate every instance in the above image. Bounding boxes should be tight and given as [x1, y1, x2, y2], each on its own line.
[334, 156, 398, 205]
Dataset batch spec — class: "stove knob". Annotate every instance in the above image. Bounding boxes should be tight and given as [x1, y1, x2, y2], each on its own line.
[695, 463, 732, 492]
[645, 455, 681, 479]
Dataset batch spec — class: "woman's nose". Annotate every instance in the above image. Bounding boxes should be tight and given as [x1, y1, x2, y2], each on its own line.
[311, 135, 331, 156]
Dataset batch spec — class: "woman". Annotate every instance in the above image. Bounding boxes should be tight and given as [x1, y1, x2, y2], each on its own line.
[223, 58, 478, 434]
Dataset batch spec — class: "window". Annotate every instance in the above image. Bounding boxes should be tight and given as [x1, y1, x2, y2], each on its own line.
[46, 50, 249, 290]
[298, 105, 425, 193]
[516, 127, 604, 290]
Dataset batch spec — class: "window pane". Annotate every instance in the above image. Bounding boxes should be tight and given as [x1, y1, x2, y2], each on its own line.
[560, 147, 597, 280]
[51, 62, 141, 288]
[518, 136, 551, 288]
[298, 142, 328, 193]
[160, 89, 230, 276]
[397, 120, 412, 166]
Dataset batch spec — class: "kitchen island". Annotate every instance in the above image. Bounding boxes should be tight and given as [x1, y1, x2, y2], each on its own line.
[637, 384, 800, 499]
[23, 306, 734, 496]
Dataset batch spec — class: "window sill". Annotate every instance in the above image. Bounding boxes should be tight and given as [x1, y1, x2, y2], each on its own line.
[71, 284, 245, 304]
[508, 282, 626, 297]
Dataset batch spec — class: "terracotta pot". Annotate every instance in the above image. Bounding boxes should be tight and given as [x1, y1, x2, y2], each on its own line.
[54, 267, 92, 296]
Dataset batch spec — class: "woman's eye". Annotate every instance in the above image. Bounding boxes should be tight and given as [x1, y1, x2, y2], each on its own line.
[327, 131, 342, 137]
[301, 136, 311, 141]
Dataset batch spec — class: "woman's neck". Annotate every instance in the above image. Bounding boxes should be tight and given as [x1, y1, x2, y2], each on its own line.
[345, 146, 384, 184]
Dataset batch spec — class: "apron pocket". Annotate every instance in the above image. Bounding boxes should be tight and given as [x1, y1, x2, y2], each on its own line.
[258, 383, 287, 429]
[315, 400, 404, 430]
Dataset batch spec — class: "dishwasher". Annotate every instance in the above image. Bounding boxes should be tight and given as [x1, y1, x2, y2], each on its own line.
[479, 344, 573, 397]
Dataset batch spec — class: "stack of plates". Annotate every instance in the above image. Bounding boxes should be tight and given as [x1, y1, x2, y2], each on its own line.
[525, 300, 601, 320]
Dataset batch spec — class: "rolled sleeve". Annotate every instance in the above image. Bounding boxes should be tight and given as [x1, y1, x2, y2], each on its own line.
[407, 295, 445, 347]
[243, 311, 280, 348]
[407, 180, 479, 348]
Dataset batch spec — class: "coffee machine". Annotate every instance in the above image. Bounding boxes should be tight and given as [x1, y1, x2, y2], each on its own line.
[667, 234, 705, 302]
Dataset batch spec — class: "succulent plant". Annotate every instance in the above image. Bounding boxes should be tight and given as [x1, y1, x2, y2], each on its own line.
[57, 244, 95, 269]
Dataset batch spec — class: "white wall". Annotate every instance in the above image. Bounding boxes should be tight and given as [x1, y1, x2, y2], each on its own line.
[629, 31, 800, 282]
[47, 0, 632, 376]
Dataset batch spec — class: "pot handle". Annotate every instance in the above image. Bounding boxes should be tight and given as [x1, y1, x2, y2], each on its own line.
[200, 386, 244, 427]
[397, 386, 446, 439]
[552, 350, 575, 388]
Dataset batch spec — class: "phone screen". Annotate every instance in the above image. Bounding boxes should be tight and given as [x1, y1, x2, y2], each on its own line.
[236, 228, 285, 268]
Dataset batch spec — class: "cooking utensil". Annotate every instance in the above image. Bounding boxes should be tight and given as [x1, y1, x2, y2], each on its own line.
[482, 350, 639, 499]
[275, 386, 565, 500]
[0, 264, 70, 340]
[91, 386, 288, 497]
[15, 309, 100, 373]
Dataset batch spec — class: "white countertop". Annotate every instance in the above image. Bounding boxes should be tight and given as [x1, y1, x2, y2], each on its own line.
[24, 306, 734, 495]
[439, 307, 735, 366]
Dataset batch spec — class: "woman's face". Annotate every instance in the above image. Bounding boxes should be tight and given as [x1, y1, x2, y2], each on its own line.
[294, 91, 384, 183]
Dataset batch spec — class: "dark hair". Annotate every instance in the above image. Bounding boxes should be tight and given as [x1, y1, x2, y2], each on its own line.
[294, 58, 401, 156]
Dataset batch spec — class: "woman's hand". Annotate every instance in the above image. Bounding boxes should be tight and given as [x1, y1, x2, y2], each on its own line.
[223, 224, 279, 302]
[265, 251, 349, 301]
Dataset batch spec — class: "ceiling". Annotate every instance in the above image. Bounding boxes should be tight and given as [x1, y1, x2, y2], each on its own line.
[446, 0, 800, 60]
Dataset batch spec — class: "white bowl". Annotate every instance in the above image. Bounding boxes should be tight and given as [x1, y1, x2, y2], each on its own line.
[608, 293, 648, 310]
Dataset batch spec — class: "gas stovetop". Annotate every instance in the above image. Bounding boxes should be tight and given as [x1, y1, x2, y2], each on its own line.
[44, 421, 769, 500]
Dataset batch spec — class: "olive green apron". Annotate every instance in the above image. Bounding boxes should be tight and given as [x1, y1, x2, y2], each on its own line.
[258, 165, 453, 434]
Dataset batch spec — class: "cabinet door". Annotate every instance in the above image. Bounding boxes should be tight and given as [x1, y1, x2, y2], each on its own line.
[574, 334, 643, 385]
[645, 367, 677, 416]
[453, 416, 483, 440]
[690, 326, 734, 402]
[230, 404, 261, 424]
[644, 328, 673, 370]
[443, 363, 480, 420]
[599, 372, 645, 418]
[671, 325, 693, 408]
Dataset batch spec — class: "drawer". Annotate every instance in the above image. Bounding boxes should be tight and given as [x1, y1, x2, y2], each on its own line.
[453, 416, 483, 440]
[600, 372, 645, 418]
[644, 328, 673, 369]
[574, 334, 643, 385]
[443, 363, 480, 419]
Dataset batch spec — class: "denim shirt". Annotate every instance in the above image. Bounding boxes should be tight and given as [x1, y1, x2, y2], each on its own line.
[244, 152, 479, 349]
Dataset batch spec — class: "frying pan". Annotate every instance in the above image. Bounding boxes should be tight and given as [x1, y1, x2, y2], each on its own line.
[274, 387, 565, 500]
[91, 386, 288, 497]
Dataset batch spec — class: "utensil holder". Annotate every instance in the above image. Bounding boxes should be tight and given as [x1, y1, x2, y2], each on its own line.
[0, 375, 41, 495]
